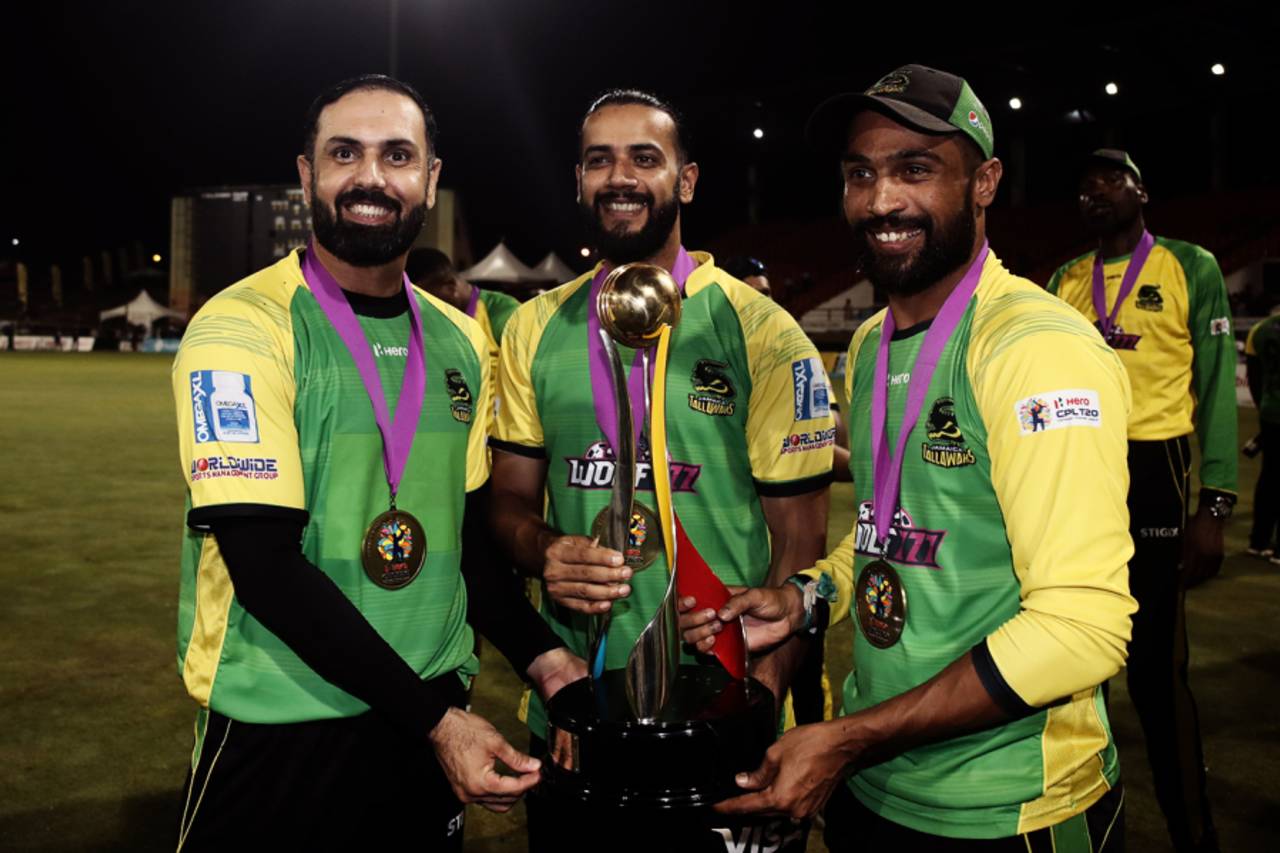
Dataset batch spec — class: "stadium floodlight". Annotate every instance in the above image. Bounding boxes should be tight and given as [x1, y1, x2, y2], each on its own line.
[1009, 97, 1023, 110]
[152, 253, 162, 263]
[752, 128, 764, 140]
[1211, 63, 1226, 76]
[11, 238, 17, 246]
[580, 247, 591, 258]
[1104, 82, 1119, 96]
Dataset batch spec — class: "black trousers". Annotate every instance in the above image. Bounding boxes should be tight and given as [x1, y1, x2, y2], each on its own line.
[177, 709, 464, 852]
[1124, 437, 1217, 852]
[1249, 420, 1280, 550]
[823, 779, 1124, 852]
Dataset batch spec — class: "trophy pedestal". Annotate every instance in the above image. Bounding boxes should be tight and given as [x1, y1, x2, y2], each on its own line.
[541, 665, 775, 811]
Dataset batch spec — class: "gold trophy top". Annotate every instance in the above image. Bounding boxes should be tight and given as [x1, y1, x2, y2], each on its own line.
[596, 263, 682, 349]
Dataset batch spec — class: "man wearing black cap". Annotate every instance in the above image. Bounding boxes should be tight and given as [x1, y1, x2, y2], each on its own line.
[1047, 150, 1236, 852]
[681, 65, 1135, 850]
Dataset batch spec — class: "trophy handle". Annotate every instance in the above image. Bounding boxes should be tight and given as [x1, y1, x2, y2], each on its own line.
[625, 328, 681, 722]
[589, 330, 637, 680]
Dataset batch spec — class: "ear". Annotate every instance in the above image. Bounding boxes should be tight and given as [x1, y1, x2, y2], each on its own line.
[972, 158, 1003, 211]
[297, 155, 314, 205]
[678, 161, 699, 204]
[425, 157, 443, 209]
[1136, 183, 1149, 205]
[575, 163, 583, 204]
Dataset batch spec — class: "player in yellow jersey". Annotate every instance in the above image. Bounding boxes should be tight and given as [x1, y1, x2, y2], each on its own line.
[1047, 149, 1236, 853]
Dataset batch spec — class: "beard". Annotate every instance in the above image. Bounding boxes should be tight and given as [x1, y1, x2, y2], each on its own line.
[582, 183, 681, 265]
[852, 184, 977, 298]
[310, 182, 427, 268]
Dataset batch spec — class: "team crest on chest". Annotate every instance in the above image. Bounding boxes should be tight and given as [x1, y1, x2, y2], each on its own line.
[444, 368, 474, 423]
[921, 396, 976, 469]
[688, 358, 736, 416]
[1135, 284, 1163, 312]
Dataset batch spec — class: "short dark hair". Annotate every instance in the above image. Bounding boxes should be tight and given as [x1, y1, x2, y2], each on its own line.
[581, 88, 691, 163]
[404, 247, 456, 285]
[721, 256, 767, 280]
[302, 74, 438, 162]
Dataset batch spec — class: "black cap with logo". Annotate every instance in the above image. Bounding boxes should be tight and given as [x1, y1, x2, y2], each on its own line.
[807, 64, 994, 160]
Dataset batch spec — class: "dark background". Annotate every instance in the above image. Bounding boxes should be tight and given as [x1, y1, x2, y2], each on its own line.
[6, 1, 1280, 270]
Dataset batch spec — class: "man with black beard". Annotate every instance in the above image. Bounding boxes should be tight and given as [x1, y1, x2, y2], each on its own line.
[680, 66, 1136, 850]
[169, 75, 583, 850]
[1048, 150, 1236, 853]
[490, 89, 833, 851]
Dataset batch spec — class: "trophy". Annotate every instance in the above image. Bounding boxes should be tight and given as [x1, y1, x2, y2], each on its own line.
[540, 264, 777, 841]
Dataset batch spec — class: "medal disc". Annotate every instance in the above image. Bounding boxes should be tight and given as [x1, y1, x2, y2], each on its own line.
[361, 509, 427, 590]
[591, 502, 663, 571]
[856, 559, 907, 649]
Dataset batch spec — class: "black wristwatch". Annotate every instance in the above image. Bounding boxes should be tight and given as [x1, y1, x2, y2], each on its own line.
[1200, 490, 1236, 520]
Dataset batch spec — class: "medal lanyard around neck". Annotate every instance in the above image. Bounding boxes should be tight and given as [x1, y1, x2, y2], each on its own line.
[1091, 230, 1154, 340]
[870, 242, 988, 545]
[303, 244, 426, 506]
[585, 247, 697, 455]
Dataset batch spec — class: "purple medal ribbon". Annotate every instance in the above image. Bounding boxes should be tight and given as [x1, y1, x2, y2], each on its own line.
[464, 284, 480, 318]
[871, 242, 989, 545]
[586, 247, 697, 456]
[302, 243, 426, 502]
[1091, 229, 1154, 342]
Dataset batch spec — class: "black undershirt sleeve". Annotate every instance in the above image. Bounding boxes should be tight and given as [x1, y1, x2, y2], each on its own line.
[462, 484, 564, 673]
[211, 516, 458, 740]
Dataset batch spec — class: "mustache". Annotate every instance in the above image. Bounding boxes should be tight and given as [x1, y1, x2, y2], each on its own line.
[334, 187, 403, 217]
[853, 213, 931, 237]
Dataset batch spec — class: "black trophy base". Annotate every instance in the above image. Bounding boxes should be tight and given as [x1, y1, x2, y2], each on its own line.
[540, 664, 776, 812]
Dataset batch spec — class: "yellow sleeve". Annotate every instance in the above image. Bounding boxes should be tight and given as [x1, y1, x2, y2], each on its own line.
[1246, 320, 1263, 357]
[172, 286, 305, 525]
[739, 292, 835, 489]
[971, 297, 1136, 707]
[494, 298, 546, 452]
[464, 312, 494, 492]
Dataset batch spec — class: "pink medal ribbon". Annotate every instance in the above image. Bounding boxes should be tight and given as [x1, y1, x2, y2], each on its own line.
[586, 247, 696, 453]
[302, 243, 426, 503]
[1091, 230, 1155, 343]
[870, 242, 989, 545]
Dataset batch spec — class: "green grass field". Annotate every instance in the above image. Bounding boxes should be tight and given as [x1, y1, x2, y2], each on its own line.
[1, 353, 1275, 852]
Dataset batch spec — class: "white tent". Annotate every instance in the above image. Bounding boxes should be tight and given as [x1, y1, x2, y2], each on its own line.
[458, 243, 541, 284]
[533, 252, 576, 284]
[99, 290, 186, 335]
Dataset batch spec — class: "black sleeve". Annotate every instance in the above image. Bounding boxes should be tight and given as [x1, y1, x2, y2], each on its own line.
[462, 484, 564, 674]
[1247, 354, 1263, 407]
[210, 517, 460, 740]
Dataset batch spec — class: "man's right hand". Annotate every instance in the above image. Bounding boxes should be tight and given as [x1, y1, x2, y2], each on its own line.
[678, 585, 805, 654]
[428, 707, 542, 813]
[543, 535, 632, 614]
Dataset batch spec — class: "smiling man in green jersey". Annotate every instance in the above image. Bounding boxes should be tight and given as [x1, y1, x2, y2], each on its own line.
[489, 89, 833, 851]
[683, 65, 1136, 851]
[170, 75, 583, 851]
[1047, 149, 1236, 853]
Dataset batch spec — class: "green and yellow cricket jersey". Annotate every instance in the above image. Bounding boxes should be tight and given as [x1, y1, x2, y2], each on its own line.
[1047, 236, 1238, 493]
[171, 250, 491, 724]
[476, 288, 520, 345]
[805, 251, 1137, 838]
[495, 253, 835, 738]
[1246, 315, 1280, 425]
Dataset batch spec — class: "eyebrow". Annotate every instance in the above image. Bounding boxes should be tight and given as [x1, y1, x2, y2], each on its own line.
[583, 143, 664, 157]
[841, 148, 946, 165]
[324, 136, 420, 151]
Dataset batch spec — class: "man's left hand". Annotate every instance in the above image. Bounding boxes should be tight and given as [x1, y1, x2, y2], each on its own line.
[525, 647, 588, 703]
[1184, 505, 1226, 586]
[714, 719, 855, 821]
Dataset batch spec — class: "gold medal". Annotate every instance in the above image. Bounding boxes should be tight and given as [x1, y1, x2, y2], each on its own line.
[856, 559, 907, 648]
[361, 508, 427, 590]
[591, 502, 662, 571]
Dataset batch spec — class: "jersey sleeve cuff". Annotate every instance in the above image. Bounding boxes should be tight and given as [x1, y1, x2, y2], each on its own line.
[972, 638, 1036, 719]
[490, 438, 546, 459]
[187, 503, 309, 532]
[754, 471, 834, 498]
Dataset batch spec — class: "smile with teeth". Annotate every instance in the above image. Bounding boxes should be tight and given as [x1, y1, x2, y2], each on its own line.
[605, 201, 645, 213]
[873, 229, 922, 243]
[346, 202, 393, 218]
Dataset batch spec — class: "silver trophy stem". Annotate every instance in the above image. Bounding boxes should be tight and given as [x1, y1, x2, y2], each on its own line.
[589, 330, 636, 680]
[624, 349, 681, 723]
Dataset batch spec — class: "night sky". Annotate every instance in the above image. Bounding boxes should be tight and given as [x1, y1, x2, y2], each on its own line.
[7, 1, 1280, 273]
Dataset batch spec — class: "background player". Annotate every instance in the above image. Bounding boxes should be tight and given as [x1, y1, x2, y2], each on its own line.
[1047, 148, 1236, 853]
